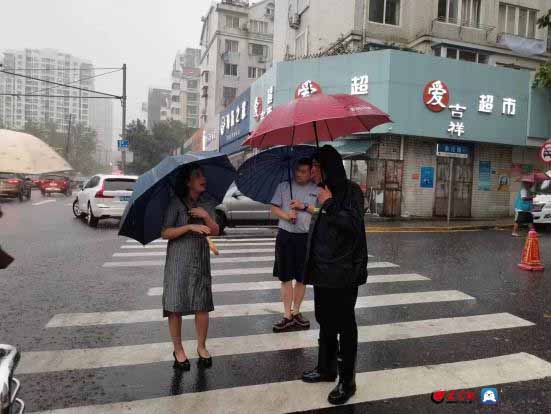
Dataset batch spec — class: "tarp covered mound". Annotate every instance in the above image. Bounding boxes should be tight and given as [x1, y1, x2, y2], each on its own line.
[0, 129, 73, 174]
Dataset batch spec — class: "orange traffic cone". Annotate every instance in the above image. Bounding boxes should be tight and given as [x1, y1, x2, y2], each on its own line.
[518, 229, 544, 271]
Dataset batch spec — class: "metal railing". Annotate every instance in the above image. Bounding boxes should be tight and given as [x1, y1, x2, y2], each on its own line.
[0, 344, 24, 414]
[432, 16, 495, 39]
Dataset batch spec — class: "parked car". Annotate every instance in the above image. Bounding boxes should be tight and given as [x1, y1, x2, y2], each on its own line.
[38, 174, 71, 197]
[532, 171, 551, 228]
[0, 344, 24, 414]
[0, 173, 32, 202]
[73, 174, 138, 227]
[215, 185, 277, 233]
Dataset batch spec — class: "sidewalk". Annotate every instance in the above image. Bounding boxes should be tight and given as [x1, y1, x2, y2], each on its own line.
[365, 216, 513, 232]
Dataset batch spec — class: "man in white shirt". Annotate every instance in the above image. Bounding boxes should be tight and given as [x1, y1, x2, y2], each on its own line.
[271, 158, 319, 332]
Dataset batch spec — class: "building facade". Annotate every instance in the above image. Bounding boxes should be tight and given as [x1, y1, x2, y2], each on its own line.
[219, 49, 551, 219]
[147, 88, 171, 128]
[274, 0, 551, 70]
[89, 99, 114, 165]
[0, 48, 94, 131]
[199, 0, 275, 150]
[166, 49, 201, 128]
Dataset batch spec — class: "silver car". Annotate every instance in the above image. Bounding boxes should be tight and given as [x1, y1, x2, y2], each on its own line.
[215, 185, 277, 232]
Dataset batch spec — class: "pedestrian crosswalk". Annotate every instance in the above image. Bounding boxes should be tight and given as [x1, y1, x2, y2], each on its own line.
[23, 235, 550, 413]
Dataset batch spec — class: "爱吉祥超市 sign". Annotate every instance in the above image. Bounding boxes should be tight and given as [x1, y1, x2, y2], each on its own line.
[219, 89, 250, 148]
[423, 80, 518, 138]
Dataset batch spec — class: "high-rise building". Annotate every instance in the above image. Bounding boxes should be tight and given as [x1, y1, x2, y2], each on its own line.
[147, 88, 171, 128]
[199, 0, 275, 150]
[89, 99, 114, 165]
[0, 48, 94, 131]
[166, 48, 201, 128]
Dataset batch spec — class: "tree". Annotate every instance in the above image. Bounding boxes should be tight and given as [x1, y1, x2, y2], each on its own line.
[125, 119, 196, 174]
[535, 9, 551, 88]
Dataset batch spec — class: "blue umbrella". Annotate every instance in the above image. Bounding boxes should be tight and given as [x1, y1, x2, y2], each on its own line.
[119, 152, 236, 244]
[236, 145, 318, 204]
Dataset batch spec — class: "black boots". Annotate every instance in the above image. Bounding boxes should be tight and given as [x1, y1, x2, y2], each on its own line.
[328, 354, 357, 405]
[301, 339, 337, 383]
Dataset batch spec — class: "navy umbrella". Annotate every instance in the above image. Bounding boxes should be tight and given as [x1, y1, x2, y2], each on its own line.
[119, 152, 236, 244]
[236, 145, 318, 204]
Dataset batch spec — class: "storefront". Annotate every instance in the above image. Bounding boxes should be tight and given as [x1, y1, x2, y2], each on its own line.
[241, 49, 551, 218]
[218, 88, 251, 168]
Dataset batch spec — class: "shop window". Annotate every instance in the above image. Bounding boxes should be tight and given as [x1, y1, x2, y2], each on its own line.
[498, 3, 537, 38]
[369, 0, 400, 26]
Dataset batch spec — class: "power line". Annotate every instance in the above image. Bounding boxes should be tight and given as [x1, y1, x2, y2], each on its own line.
[0, 69, 121, 99]
[0, 94, 121, 99]
[1, 67, 121, 71]
[27, 68, 122, 97]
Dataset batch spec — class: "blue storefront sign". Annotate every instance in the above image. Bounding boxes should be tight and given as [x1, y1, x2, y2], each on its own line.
[219, 88, 250, 155]
[436, 143, 470, 158]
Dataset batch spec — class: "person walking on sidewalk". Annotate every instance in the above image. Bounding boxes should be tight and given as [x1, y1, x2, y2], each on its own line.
[271, 158, 319, 332]
[161, 166, 220, 371]
[301, 145, 368, 406]
[512, 181, 534, 237]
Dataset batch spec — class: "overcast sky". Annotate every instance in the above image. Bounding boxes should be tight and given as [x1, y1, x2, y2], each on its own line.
[0, 0, 212, 133]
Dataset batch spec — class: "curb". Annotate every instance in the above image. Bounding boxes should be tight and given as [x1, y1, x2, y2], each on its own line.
[365, 224, 514, 232]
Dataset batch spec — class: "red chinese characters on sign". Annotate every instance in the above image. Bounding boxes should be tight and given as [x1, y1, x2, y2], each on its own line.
[423, 80, 450, 112]
[540, 141, 551, 164]
[431, 389, 476, 404]
[295, 80, 322, 99]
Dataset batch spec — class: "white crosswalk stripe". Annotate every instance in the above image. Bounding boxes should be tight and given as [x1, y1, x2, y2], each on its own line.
[23, 233, 549, 412]
[45, 291, 475, 328]
[31, 353, 551, 414]
[146, 274, 430, 295]
[20, 313, 533, 374]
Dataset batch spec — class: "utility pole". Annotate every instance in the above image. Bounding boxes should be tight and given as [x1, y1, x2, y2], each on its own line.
[65, 113, 72, 159]
[121, 63, 127, 174]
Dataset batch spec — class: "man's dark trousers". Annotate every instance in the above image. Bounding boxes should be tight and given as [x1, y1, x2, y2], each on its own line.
[314, 285, 359, 380]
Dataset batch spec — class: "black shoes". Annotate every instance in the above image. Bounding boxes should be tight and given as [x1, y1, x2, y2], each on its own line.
[301, 366, 337, 383]
[328, 380, 357, 405]
[173, 352, 190, 371]
[273, 317, 295, 332]
[293, 313, 310, 329]
[197, 349, 213, 368]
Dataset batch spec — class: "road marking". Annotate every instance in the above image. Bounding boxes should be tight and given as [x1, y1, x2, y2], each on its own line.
[147, 273, 430, 296]
[29, 353, 551, 414]
[102, 260, 396, 269]
[32, 200, 56, 206]
[22, 313, 533, 374]
[125, 237, 277, 244]
[113, 250, 276, 257]
[120, 242, 276, 249]
[45, 290, 473, 328]
[65, 203, 73, 206]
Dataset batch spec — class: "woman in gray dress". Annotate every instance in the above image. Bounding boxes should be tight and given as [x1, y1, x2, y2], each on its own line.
[161, 166, 219, 370]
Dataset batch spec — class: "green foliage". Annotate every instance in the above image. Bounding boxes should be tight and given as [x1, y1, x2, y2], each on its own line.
[534, 9, 551, 89]
[125, 119, 196, 175]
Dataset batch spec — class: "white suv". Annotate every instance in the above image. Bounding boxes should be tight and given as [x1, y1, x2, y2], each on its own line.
[532, 170, 551, 227]
[73, 174, 137, 227]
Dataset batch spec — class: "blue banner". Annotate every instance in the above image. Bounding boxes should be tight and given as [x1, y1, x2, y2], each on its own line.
[219, 88, 250, 152]
[420, 166, 434, 188]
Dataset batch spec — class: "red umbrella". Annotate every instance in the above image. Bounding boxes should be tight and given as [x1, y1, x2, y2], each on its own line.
[243, 93, 392, 149]
[521, 172, 551, 183]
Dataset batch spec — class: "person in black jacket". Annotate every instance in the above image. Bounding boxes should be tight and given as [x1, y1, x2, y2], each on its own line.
[301, 145, 368, 405]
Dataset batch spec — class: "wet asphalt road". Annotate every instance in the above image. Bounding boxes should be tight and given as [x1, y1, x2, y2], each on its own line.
[0, 191, 550, 413]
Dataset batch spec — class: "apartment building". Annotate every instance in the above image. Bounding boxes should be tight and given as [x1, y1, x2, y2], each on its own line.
[166, 48, 201, 128]
[199, 0, 275, 150]
[274, 0, 551, 69]
[0, 48, 94, 131]
[147, 88, 171, 128]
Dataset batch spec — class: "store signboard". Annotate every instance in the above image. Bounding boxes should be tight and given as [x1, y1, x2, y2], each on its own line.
[436, 143, 470, 158]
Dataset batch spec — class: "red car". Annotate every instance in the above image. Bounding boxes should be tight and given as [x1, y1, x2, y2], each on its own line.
[38, 174, 72, 197]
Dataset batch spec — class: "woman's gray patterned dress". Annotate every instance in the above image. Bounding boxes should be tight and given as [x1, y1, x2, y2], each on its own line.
[162, 195, 215, 317]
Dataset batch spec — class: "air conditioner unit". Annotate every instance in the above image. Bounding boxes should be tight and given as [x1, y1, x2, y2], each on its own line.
[240, 22, 249, 31]
[288, 13, 300, 29]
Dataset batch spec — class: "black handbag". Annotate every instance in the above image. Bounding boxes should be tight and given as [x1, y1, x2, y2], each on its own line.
[0, 246, 14, 269]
